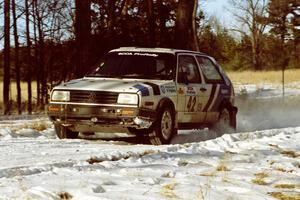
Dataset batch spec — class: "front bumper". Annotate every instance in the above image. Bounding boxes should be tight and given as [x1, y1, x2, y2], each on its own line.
[47, 104, 156, 132]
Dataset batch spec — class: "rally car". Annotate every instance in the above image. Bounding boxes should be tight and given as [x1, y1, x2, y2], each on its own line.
[47, 47, 237, 145]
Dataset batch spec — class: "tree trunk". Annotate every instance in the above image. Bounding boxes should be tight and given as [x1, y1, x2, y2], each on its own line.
[75, 0, 91, 78]
[25, 0, 32, 114]
[157, 0, 168, 46]
[3, 0, 11, 115]
[146, 0, 156, 47]
[251, 36, 262, 70]
[37, 15, 46, 107]
[32, 0, 40, 108]
[12, 0, 21, 114]
[192, 0, 199, 51]
[107, 0, 116, 48]
[175, 0, 198, 50]
[107, 0, 116, 34]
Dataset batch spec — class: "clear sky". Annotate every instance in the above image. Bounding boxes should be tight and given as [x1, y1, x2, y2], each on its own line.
[202, 0, 234, 28]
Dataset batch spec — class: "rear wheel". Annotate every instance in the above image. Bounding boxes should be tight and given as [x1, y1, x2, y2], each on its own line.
[54, 124, 79, 139]
[149, 107, 176, 145]
[212, 107, 236, 136]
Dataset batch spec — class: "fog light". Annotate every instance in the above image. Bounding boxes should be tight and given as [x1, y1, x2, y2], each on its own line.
[101, 108, 108, 113]
[91, 117, 98, 122]
[116, 109, 122, 113]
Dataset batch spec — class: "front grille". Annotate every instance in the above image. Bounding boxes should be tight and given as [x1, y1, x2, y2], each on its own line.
[70, 90, 119, 104]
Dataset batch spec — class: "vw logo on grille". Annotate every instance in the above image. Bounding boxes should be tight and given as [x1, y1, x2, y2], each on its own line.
[88, 92, 97, 103]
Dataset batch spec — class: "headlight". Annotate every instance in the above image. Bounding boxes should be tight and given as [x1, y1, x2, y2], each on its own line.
[51, 90, 70, 102]
[117, 93, 138, 105]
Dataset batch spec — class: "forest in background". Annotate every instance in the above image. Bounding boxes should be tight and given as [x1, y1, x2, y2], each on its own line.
[0, 0, 299, 115]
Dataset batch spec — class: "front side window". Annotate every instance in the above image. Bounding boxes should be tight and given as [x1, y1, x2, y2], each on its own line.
[177, 55, 201, 84]
[196, 56, 223, 83]
[87, 52, 175, 80]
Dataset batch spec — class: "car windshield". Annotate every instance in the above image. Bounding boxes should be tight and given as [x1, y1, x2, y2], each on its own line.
[86, 52, 175, 80]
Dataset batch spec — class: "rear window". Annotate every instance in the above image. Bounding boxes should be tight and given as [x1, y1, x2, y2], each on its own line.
[196, 56, 223, 83]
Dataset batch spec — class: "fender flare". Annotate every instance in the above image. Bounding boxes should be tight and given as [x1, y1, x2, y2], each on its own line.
[219, 100, 238, 115]
[156, 98, 177, 127]
[156, 98, 175, 113]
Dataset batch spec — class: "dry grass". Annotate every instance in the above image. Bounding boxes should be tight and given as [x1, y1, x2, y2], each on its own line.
[268, 192, 300, 200]
[199, 172, 216, 177]
[2, 70, 300, 103]
[227, 69, 300, 84]
[252, 178, 268, 185]
[274, 184, 298, 189]
[58, 192, 73, 200]
[160, 183, 178, 198]
[4, 121, 49, 132]
[0, 81, 38, 103]
[24, 122, 48, 132]
[178, 160, 189, 167]
[280, 150, 299, 158]
[216, 163, 231, 172]
[255, 172, 269, 179]
[275, 167, 294, 173]
[252, 172, 269, 185]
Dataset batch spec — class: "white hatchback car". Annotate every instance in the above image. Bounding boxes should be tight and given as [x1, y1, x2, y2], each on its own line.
[48, 47, 237, 145]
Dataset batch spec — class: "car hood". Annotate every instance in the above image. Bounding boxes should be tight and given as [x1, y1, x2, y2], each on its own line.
[53, 77, 174, 95]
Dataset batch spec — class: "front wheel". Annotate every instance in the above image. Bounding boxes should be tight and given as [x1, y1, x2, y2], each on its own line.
[149, 107, 176, 145]
[54, 124, 79, 139]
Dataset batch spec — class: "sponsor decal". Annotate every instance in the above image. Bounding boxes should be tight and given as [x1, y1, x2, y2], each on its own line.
[185, 86, 196, 96]
[178, 87, 184, 94]
[133, 84, 150, 96]
[160, 86, 166, 94]
[161, 85, 176, 94]
[118, 52, 158, 57]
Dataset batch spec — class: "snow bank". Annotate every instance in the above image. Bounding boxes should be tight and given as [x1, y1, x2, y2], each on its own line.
[0, 127, 299, 200]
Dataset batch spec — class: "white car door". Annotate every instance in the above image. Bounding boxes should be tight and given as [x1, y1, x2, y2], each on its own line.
[176, 54, 206, 123]
[196, 56, 226, 123]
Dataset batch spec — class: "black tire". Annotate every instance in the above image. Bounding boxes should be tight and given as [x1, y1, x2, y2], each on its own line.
[54, 124, 79, 139]
[127, 128, 148, 136]
[212, 107, 236, 135]
[149, 107, 176, 145]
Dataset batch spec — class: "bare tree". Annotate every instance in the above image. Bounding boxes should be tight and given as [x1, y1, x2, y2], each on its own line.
[229, 0, 268, 70]
[35, 0, 46, 108]
[146, 0, 155, 47]
[32, 0, 40, 107]
[3, 0, 11, 115]
[12, 0, 21, 114]
[75, 0, 91, 78]
[25, 0, 32, 114]
[175, 0, 199, 51]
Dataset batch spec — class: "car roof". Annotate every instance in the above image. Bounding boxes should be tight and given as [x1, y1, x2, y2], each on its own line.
[109, 47, 207, 55]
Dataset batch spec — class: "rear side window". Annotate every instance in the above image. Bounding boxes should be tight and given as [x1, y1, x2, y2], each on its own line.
[196, 56, 223, 83]
[177, 55, 201, 84]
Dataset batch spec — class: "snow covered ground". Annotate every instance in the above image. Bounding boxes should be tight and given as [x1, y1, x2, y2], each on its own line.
[0, 84, 299, 200]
